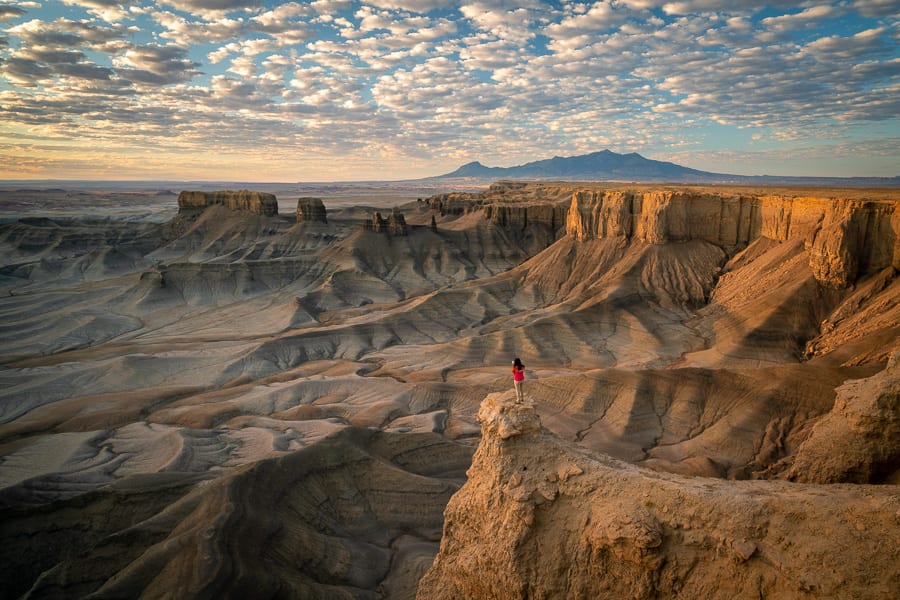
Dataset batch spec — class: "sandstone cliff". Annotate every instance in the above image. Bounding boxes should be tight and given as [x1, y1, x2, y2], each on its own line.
[177, 190, 278, 216]
[418, 394, 900, 599]
[564, 190, 899, 288]
[425, 184, 899, 289]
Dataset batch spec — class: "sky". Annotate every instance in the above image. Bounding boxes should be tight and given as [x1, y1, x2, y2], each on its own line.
[0, 1, 898, 182]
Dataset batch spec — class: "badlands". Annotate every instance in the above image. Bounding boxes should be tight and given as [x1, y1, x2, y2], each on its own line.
[0, 182, 898, 598]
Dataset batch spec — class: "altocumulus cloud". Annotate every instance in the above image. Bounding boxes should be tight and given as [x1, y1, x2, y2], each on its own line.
[0, 0, 897, 180]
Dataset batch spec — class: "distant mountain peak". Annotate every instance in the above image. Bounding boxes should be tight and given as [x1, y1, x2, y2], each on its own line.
[441, 160, 502, 178]
[432, 150, 899, 185]
[435, 149, 713, 182]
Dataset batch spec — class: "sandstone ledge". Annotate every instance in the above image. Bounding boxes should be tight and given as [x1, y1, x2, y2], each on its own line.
[418, 394, 900, 599]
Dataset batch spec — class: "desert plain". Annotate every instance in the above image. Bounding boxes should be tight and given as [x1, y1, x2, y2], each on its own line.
[0, 181, 898, 598]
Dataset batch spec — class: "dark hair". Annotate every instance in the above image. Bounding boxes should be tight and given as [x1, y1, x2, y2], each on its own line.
[513, 357, 523, 369]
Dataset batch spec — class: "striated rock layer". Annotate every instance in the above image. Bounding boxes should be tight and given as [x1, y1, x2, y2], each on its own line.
[418, 394, 900, 599]
[564, 190, 899, 288]
[177, 190, 278, 216]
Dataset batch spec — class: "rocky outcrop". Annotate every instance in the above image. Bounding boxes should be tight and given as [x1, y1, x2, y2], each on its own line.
[786, 351, 900, 483]
[296, 197, 327, 224]
[177, 190, 278, 216]
[565, 190, 900, 288]
[363, 209, 407, 236]
[387, 210, 408, 236]
[418, 394, 900, 599]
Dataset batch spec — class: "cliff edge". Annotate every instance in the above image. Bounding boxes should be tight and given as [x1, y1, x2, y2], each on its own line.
[417, 393, 900, 599]
[565, 190, 899, 288]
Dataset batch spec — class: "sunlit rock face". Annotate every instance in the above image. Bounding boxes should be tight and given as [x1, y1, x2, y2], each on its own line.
[565, 191, 900, 288]
[177, 190, 278, 216]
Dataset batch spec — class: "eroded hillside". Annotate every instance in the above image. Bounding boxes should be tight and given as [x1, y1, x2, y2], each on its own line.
[0, 182, 897, 598]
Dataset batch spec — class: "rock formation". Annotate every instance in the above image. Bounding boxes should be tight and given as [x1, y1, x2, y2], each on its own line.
[296, 197, 327, 224]
[423, 183, 899, 289]
[177, 190, 278, 216]
[786, 351, 900, 484]
[363, 209, 408, 236]
[564, 190, 900, 288]
[388, 209, 408, 236]
[418, 394, 900, 599]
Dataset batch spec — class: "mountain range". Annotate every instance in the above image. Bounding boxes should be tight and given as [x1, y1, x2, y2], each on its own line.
[434, 149, 900, 186]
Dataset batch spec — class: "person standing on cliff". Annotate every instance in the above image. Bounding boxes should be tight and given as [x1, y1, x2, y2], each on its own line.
[512, 358, 525, 403]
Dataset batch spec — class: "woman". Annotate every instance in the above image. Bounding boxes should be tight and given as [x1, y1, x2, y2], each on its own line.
[512, 357, 525, 403]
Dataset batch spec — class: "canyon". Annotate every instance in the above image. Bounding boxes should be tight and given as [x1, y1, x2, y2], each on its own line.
[0, 182, 898, 598]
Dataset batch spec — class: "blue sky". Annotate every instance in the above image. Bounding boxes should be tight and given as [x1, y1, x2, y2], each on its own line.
[1, 0, 898, 181]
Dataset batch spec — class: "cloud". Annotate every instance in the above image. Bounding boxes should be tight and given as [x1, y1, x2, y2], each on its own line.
[853, 0, 900, 17]
[160, 0, 266, 17]
[59, 0, 128, 22]
[0, 6, 27, 21]
[152, 10, 246, 42]
[460, 2, 542, 43]
[362, 0, 451, 11]
[660, 0, 811, 15]
[544, 2, 628, 37]
[7, 17, 130, 55]
[1, 17, 130, 87]
[1, 56, 53, 86]
[113, 44, 201, 85]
